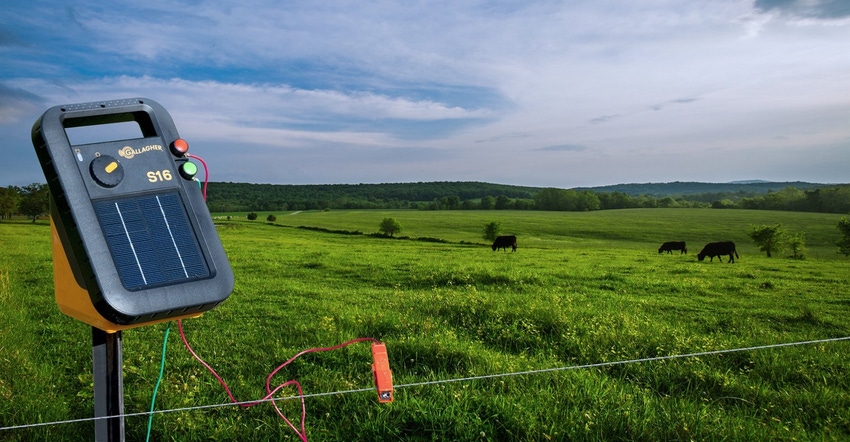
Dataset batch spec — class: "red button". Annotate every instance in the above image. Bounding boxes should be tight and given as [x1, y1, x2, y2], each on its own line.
[171, 138, 189, 156]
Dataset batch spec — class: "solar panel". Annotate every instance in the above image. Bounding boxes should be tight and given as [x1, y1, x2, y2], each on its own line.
[93, 192, 210, 291]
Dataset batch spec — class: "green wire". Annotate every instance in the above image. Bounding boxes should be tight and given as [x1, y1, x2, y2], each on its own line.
[146, 322, 171, 442]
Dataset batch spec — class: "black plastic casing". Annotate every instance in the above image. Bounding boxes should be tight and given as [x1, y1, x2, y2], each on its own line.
[32, 98, 233, 326]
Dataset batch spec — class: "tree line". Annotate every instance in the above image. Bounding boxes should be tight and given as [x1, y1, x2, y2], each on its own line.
[2, 181, 849, 223]
[204, 181, 542, 212]
[202, 182, 850, 214]
[0, 183, 49, 222]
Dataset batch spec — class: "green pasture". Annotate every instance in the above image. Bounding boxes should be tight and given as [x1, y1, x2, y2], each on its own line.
[235, 208, 846, 258]
[1, 209, 849, 441]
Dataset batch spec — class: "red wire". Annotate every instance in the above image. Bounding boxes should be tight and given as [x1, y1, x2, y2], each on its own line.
[177, 319, 378, 441]
[177, 320, 305, 439]
[186, 153, 209, 200]
[264, 337, 379, 428]
[178, 151, 379, 439]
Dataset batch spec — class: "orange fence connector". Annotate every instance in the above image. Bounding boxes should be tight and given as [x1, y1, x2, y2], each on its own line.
[371, 342, 394, 403]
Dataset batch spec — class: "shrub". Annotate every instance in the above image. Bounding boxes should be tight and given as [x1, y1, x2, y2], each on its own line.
[482, 221, 501, 241]
[788, 232, 806, 260]
[712, 199, 735, 209]
[247, 212, 258, 221]
[379, 217, 402, 236]
[748, 224, 786, 258]
[838, 217, 850, 257]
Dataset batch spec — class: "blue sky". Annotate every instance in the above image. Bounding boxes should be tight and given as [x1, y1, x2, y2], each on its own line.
[2, 0, 849, 188]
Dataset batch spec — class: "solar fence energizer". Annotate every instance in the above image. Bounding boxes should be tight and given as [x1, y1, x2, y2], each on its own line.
[32, 98, 233, 332]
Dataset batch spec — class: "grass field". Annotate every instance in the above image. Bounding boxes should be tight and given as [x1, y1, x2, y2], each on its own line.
[1, 208, 849, 441]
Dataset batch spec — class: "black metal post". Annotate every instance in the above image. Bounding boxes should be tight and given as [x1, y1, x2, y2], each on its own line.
[92, 327, 125, 442]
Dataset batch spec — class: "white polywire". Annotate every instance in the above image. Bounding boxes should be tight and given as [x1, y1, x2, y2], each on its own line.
[2, 335, 848, 432]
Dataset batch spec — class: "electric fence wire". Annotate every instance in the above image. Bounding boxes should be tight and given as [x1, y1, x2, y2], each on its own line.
[2, 335, 848, 433]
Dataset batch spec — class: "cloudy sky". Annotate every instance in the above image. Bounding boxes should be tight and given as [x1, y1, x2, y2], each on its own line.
[2, 0, 849, 188]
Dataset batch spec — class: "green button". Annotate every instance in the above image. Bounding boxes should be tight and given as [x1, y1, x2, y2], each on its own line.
[180, 161, 198, 180]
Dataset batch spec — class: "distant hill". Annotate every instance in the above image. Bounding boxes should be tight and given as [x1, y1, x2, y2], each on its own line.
[202, 180, 846, 213]
[727, 180, 771, 184]
[576, 181, 829, 197]
[208, 181, 544, 203]
[205, 181, 546, 211]
[209, 180, 833, 203]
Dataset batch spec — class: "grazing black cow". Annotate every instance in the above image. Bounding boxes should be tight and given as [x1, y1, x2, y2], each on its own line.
[658, 241, 687, 254]
[491, 235, 517, 252]
[697, 241, 739, 263]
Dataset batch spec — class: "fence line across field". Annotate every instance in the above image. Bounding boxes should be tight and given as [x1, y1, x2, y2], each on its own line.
[2, 335, 848, 433]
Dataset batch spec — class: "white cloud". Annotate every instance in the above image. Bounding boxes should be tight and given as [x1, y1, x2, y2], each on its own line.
[2, 0, 849, 186]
